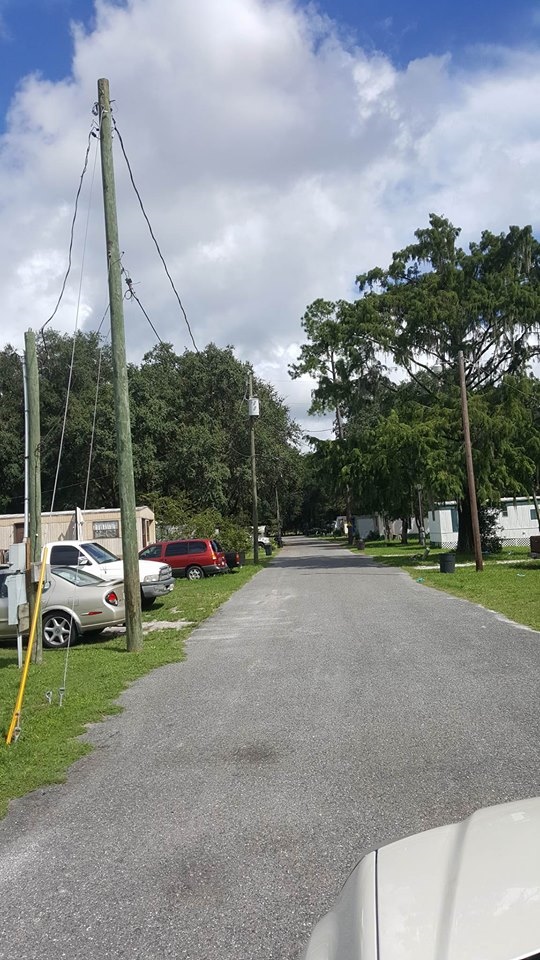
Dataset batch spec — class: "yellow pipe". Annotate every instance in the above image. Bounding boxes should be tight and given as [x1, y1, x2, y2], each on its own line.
[6, 549, 48, 745]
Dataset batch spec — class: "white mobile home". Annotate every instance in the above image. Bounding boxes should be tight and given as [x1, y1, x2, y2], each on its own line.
[0, 506, 155, 560]
[428, 498, 540, 548]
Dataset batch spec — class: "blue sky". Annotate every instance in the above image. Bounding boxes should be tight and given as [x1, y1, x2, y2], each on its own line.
[2, 0, 539, 125]
[1, 0, 540, 433]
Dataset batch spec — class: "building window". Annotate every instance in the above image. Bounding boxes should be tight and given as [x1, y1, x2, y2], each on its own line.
[92, 520, 119, 539]
[531, 509, 537, 522]
[451, 508, 459, 533]
[501, 504, 508, 517]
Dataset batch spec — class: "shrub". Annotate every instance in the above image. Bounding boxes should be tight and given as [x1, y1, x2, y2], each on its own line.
[479, 506, 503, 554]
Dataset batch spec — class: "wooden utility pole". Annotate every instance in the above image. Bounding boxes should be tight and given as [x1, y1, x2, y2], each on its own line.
[249, 374, 259, 565]
[458, 351, 483, 572]
[98, 78, 143, 651]
[275, 485, 282, 546]
[331, 352, 353, 542]
[25, 330, 43, 662]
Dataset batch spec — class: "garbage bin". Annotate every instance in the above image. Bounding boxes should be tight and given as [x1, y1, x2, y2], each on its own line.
[264, 543, 272, 556]
[530, 535, 540, 557]
[439, 553, 456, 574]
[357, 539, 365, 550]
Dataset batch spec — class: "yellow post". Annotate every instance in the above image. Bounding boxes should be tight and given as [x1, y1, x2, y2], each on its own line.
[6, 549, 48, 745]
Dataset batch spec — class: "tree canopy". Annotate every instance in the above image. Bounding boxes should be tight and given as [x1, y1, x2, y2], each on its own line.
[0, 333, 303, 532]
[292, 216, 540, 547]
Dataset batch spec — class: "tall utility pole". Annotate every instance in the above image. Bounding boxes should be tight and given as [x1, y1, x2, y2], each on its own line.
[25, 330, 42, 663]
[331, 352, 353, 542]
[98, 78, 143, 651]
[458, 350, 483, 572]
[275, 485, 282, 547]
[248, 374, 259, 565]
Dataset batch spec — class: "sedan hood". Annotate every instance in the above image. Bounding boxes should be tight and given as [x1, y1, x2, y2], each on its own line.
[377, 797, 540, 960]
[303, 798, 540, 960]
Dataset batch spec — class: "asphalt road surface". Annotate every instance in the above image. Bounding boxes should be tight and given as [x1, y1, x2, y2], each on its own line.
[1, 537, 539, 959]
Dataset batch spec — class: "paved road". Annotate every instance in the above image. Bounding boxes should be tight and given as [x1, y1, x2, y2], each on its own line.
[1, 537, 539, 959]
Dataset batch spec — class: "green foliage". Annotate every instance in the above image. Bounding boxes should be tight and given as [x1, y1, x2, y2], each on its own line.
[478, 506, 503, 554]
[293, 216, 540, 546]
[0, 335, 303, 530]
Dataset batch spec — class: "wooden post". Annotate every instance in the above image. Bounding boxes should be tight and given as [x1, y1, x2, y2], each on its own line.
[249, 374, 259, 564]
[25, 330, 43, 663]
[458, 351, 483, 572]
[98, 78, 143, 651]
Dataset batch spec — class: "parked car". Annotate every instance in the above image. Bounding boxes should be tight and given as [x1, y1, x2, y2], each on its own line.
[45, 540, 174, 609]
[301, 796, 540, 960]
[221, 548, 244, 571]
[0, 566, 125, 649]
[139, 539, 228, 580]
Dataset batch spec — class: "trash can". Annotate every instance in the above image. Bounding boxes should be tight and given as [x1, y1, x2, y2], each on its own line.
[263, 543, 272, 556]
[439, 553, 456, 573]
[357, 539, 365, 550]
[530, 535, 540, 557]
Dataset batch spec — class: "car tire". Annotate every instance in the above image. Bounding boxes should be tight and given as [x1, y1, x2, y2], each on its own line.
[140, 592, 155, 610]
[42, 611, 78, 650]
[186, 565, 204, 581]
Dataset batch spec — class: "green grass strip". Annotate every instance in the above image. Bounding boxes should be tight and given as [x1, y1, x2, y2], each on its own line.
[0, 559, 270, 818]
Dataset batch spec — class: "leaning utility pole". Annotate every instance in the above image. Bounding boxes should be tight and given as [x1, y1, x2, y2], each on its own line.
[248, 374, 259, 565]
[98, 78, 143, 651]
[25, 330, 43, 663]
[458, 351, 483, 572]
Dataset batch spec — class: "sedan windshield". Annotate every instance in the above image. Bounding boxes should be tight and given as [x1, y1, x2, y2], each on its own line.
[82, 542, 120, 564]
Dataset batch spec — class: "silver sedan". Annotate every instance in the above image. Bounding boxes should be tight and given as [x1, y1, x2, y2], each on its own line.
[0, 566, 126, 649]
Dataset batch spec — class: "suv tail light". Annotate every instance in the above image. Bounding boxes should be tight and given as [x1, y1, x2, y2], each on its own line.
[105, 590, 119, 606]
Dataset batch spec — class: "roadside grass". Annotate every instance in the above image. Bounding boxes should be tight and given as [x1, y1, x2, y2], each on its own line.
[410, 561, 540, 632]
[370, 547, 540, 631]
[0, 557, 271, 818]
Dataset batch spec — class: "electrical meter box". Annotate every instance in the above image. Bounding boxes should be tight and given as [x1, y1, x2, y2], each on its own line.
[248, 398, 260, 417]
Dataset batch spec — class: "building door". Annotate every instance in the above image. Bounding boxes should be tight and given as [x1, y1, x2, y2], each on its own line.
[13, 523, 24, 544]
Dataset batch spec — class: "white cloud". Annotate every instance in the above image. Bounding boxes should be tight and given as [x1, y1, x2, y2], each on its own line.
[1, 0, 540, 435]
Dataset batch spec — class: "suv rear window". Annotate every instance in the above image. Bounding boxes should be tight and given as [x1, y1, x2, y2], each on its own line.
[188, 541, 207, 554]
[164, 542, 189, 557]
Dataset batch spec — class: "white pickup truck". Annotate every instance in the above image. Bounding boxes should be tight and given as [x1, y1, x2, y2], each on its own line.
[45, 540, 174, 609]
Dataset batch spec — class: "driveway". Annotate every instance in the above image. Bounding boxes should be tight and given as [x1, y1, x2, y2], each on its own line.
[0, 536, 539, 959]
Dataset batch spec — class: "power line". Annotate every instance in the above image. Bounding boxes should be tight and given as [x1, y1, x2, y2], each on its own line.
[40, 121, 99, 335]
[121, 263, 164, 345]
[111, 114, 199, 353]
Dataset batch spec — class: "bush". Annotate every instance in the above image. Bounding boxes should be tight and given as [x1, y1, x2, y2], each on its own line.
[214, 518, 251, 553]
[479, 506, 503, 554]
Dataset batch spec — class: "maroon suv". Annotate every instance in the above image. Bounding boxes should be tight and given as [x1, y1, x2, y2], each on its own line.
[139, 538, 228, 580]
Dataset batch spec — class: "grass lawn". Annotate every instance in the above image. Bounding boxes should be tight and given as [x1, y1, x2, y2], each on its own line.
[0, 557, 271, 818]
[364, 542, 540, 631]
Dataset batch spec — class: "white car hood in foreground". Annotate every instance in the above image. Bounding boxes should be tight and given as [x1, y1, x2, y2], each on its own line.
[303, 797, 540, 960]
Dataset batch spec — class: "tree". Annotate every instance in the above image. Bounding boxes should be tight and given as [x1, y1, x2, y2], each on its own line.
[0, 347, 25, 513]
[299, 216, 540, 550]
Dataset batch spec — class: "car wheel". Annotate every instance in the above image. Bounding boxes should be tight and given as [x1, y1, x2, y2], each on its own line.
[186, 565, 204, 581]
[42, 611, 77, 649]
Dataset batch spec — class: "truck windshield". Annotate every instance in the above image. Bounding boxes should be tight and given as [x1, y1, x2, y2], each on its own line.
[82, 542, 120, 564]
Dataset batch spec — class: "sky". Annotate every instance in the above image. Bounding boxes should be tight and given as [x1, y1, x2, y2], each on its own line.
[1, 0, 540, 441]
